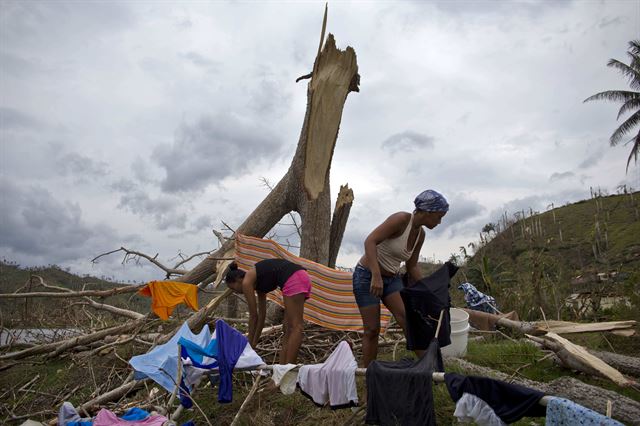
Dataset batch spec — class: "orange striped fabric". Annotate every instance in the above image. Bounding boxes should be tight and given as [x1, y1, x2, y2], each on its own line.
[235, 234, 392, 332]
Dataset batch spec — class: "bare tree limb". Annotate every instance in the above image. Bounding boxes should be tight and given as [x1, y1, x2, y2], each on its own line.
[212, 229, 228, 246]
[92, 247, 187, 276]
[172, 251, 212, 269]
[296, 72, 313, 82]
[0, 287, 143, 299]
[71, 298, 144, 320]
[231, 375, 264, 426]
[261, 177, 302, 239]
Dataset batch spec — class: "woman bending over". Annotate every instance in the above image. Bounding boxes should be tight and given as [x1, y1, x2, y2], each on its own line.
[225, 259, 311, 363]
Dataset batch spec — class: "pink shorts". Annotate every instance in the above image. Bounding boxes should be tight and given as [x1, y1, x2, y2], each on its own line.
[282, 270, 312, 299]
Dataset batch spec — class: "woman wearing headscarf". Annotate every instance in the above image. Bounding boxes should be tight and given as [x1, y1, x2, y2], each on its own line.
[353, 189, 449, 366]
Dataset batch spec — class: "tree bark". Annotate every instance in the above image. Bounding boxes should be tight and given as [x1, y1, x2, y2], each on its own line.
[328, 184, 354, 268]
[590, 349, 640, 378]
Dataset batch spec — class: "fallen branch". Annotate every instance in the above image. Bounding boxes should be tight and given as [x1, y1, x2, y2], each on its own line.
[72, 298, 144, 320]
[79, 377, 144, 413]
[78, 336, 137, 358]
[0, 285, 144, 299]
[527, 333, 635, 387]
[231, 375, 263, 426]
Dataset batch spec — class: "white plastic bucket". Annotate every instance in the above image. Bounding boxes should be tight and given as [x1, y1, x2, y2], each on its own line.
[441, 308, 470, 357]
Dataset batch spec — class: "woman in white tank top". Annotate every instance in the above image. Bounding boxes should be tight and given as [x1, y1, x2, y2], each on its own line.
[353, 189, 449, 367]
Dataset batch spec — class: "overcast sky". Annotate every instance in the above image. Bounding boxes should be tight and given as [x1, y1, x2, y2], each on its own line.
[1, 0, 639, 282]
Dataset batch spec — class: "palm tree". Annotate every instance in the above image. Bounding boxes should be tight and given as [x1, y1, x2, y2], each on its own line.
[584, 40, 640, 171]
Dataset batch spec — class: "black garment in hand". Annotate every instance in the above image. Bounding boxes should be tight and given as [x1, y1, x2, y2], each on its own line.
[401, 261, 458, 350]
[444, 372, 546, 423]
[365, 340, 444, 426]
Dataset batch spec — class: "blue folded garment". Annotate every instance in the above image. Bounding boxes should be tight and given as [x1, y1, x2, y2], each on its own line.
[545, 397, 623, 425]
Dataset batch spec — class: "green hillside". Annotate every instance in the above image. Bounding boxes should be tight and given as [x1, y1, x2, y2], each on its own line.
[0, 262, 149, 327]
[456, 191, 640, 323]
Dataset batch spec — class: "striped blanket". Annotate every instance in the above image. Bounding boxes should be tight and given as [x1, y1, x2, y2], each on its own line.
[235, 234, 392, 332]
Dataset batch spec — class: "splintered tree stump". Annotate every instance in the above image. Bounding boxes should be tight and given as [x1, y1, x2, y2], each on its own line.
[329, 184, 354, 268]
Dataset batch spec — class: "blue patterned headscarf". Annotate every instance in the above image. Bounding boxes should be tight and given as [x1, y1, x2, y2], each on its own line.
[414, 189, 449, 212]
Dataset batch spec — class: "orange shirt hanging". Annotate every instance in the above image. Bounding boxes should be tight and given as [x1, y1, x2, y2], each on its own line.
[139, 281, 199, 320]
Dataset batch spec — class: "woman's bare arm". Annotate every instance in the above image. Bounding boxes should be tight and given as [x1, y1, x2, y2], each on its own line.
[241, 268, 260, 346]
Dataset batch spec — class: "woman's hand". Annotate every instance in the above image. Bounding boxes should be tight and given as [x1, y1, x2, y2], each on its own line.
[370, 273, 383, 298]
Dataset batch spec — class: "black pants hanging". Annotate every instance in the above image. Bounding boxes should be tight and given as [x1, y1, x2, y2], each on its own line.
[365, 340, 444, 426]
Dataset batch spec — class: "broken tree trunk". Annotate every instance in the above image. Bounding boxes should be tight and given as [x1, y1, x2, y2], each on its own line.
[177, 11, 360, 285]
[328, 184, 354, 268]
[527, 332, 635, 387]
[447, 357, 640, 425]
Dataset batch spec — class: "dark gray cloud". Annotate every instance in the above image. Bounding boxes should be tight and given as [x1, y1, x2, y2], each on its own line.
[431, 194, 486, 238]
[457, 112, 471, 125]
[55, 153, 109, 179]
[0, 107, 45, 130]
[578, 149, 604, 169]
[549, 171, 575, 182]
[192, 215, 213, 232]
[175, 18, 193, 29]
[336, 226, 368, 258]
[598, 16, 622, 28]
[131, 157, 156, 185]
[487, 189, 589, 225]
[0, 178, 120, 264]
[180, 51, 219, 72]
[491, 194, 549, 220]
[381, 131, 434, 154]
[152, 114, 283, 192]
[117, 190, 188, 230]
[247, 74, 292, 116]
[1, 1, 134, 45]
[0, 52, 41, 77]
[110, 179, 137, 193]
[169, 214, 216, 237]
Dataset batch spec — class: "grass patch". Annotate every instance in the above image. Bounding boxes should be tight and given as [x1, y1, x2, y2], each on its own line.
[465, 339, 640, 403]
